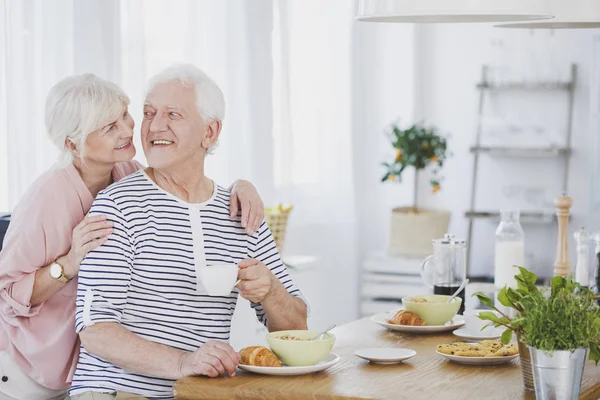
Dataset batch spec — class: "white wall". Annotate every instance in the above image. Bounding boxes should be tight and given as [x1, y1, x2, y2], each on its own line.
[413, 26, 600, 278]
[352, 22, 416, 265]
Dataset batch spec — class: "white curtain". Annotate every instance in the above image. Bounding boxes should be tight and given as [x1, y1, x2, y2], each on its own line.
[271, 0, 359, 323]
[2, 0, 359, 323]
[0, 0, 120, 211]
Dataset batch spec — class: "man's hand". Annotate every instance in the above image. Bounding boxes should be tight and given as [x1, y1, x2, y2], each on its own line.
[179, 340, 240, 378]
[236, 259, 277, 303]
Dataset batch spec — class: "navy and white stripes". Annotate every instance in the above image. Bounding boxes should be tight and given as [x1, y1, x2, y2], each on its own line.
[70, 171, 304, 399]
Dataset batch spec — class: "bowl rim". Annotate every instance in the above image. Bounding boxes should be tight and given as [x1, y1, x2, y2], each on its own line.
[267, 330, 335, 342]
[401, 294, 463, 305]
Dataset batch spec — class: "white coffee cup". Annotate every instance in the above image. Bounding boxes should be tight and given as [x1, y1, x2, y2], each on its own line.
[463, 309, 499, 334]
[198, 263, 241, 296]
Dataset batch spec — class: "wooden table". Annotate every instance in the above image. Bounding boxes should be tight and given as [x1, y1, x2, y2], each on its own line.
[173, 317, 600, 400]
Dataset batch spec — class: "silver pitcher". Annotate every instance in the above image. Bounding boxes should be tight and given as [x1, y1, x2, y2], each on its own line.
[528, 346, 587, 400]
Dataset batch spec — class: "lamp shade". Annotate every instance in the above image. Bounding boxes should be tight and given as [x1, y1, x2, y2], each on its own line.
[356, 0, 553, 23]
[496, 0, 600, 28]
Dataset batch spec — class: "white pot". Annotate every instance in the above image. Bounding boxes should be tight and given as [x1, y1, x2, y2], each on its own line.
[389, 208, 451, 256]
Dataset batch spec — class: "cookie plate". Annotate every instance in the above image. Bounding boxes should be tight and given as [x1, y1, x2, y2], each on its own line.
[436, 350, 519, 365]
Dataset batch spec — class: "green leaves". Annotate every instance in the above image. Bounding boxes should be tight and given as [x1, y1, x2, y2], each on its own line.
[496, 287, 512, 308]
[515, 266, 538, 296]
[477, 311, 511, 327]
[506, 288, 524, 312]
[471, 267, 600, 364]
[550, 274, 579, 298]
[471, 266, 600, 364]
[590, 342, 600, 365]
[472, 292, 494, 309]
[520, 274, 600, 364]
[501, 328, 513, 345]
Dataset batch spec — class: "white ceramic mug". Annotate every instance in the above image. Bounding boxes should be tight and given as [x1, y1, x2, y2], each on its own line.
[198, 263, 241, 296]
[463, 309, 499, 334]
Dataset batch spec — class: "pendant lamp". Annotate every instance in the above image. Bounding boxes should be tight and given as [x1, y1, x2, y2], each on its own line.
[356, 0, 553, 24]
[496, 0, 600, 28]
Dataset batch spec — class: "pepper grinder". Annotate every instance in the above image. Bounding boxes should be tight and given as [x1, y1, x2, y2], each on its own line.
[574, 227, 590, 287]
[554, 193, 572, 277]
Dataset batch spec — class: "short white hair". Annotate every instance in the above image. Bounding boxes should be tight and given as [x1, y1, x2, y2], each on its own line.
[45, 74, 129, 167]
[146, 64, 225, 154]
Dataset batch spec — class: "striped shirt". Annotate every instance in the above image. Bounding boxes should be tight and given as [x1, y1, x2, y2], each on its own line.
[69, 171, 305, 399]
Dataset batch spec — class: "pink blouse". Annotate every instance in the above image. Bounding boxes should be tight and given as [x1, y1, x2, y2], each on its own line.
[0, 161, 143, 390]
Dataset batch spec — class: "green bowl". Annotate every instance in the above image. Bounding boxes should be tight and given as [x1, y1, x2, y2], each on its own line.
[402, 294, 461, 326]
[266, 330, 335, 366]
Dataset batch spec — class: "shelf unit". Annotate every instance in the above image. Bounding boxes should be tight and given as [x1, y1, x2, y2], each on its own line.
[476, 81, 573, 91]
[469, 146, 571, 158]
[465, 64, 577, 274]
[465, 210, 557, 224]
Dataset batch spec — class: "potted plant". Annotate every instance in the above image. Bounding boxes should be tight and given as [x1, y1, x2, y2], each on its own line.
[473, 267, 600, 398]
[382, 122, 450, 256]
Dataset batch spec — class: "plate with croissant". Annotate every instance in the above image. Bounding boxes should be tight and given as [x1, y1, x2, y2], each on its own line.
[371, 309, 465, 333]
[436, 340, 519, 365]
[238, 346, 340, 376]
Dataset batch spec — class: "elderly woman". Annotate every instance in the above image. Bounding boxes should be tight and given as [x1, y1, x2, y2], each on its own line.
[68, 64, 308, 400]
[0, 74, 265, 400]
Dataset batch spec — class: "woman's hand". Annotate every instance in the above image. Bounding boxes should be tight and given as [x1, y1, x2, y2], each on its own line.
[229, 180, 264, 235]
[64, 215, 113, 277]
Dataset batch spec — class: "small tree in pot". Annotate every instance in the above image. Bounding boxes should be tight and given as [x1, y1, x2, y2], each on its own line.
[382, 122, 450, 255]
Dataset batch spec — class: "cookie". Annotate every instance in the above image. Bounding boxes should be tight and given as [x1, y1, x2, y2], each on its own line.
[450, 342, 478, 349]
[474, 347, 496, 356]
[492, 344, 519, 357]
[455, 350, 489, 357]
[437, 343, 477, 355]
[479, 340, 503, 350]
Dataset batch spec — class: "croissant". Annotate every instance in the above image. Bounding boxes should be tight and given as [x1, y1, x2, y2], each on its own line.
[387, 310, 426, 326]
[239, 346, 282, 367]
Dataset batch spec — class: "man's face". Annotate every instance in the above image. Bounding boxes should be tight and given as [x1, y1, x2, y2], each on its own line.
[141, 82, 215, 171]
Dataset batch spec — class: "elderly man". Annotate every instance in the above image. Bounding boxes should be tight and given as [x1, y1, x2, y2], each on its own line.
[69, 65, 308, 399]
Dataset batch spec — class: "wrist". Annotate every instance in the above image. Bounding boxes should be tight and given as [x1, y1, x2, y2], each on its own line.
[56, 254, 77, 280]
[177, 351, 190, 379]
[263, 274, 283, 303]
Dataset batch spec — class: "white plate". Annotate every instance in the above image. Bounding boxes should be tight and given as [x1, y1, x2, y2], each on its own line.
[452, 327, 504, 341]
[371, 310, 465, 333]
[354, 348, 416, 364]
[436, 350, 519, 365]
[238, 353, 340, 376]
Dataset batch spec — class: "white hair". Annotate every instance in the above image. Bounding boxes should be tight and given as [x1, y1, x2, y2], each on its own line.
[45, 74, 130, 167]
[146, 64, 225, 154]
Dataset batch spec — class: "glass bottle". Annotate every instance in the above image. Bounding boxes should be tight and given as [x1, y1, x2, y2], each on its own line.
[494, 210, 525, 289]
[574, 227, 591, 287]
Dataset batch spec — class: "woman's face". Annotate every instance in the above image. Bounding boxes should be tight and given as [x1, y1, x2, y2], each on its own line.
[81, 104, 136, 165]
